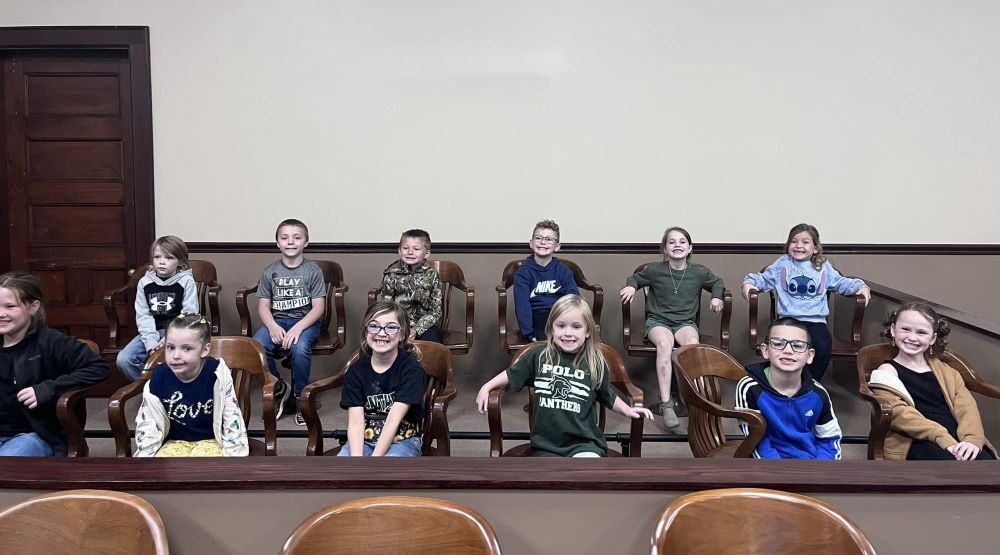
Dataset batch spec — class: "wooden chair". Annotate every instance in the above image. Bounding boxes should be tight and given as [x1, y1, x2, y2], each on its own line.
[496, 258, 604, 354]
[280, 496, 502, 555]
[486, 342, 645, 457]
[236, 259, 348, 359]
[368, 260, 475, 355]
[651, 488, 876, 555]
[746, 269, 866, 364]
[857, 343, 1000, 460]
[622, 263, 734, 355]
[103, 259, 223, 359]
[300, 340, 455, 456]
[0, 489, 169, 555]
[107, 336, 279, 456]
[672, 344, 766, 458]
[55, 339, 104, 457]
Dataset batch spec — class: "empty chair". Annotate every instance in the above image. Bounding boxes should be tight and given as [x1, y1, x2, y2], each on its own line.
[280, 496, 501, 555]
[672, 344, 765, 458]
[651, 488, 876, 555]
[0, 489, 168, 555]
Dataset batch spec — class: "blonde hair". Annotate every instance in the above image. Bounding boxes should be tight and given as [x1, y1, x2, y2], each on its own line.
[149, 235, 191, 271]
[540, 295, 607, 387]
[359, 300, 421, 360]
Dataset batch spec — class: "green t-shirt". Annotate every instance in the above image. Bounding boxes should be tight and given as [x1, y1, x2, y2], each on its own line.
[506, 344, 618, 457]
[625, 262, 724, 326]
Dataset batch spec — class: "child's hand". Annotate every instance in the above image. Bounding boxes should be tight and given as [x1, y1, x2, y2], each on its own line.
[17, 387, 38, 409]
[947, 441, 981, 461]
[281, 327, 303, 349]
[267, 324, 286, 345]
[741, 282, 757, 301]
[475, 386, 492, 415]
[710, 298, 724, 313]
[627, 406, 654, 420]
[857, 286, 871, 306]
[619, 286, 637, 304]
[147, 341, 164, 356]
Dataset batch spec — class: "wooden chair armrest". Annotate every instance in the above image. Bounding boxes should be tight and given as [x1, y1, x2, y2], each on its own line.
[719, 289, 733, 352]
[621, 298, 634, 348]
[260, 375, 278, 456]
[611, 380, 645, 458]
[680, 382, 767, 458]
[367, 286, 380, 307]
[964, 378, 1000, 400]
[849, 293, 866, 348]
[108, 377, 149, 457]
[206, 282, 222, 335]
[103, 282, 135, 349]
[57, 385, 101, 457]
[236, 283, 259, 337]
[747, 288, 760, 351]
[463, 286, 475, 348]
[496, 285, 509, 350]
[858, 384, 893, 460]
[430, 385, 454, 456]
[332, 284, 349, 348]
[300, 372, 347, 456]
[590, 284, 605, 327]
[487, 388, 505, 457]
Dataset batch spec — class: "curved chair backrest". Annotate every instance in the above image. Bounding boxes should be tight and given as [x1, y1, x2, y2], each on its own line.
[651, 488, 876, 555]
[280, 496, 502, 555]
[0, 489, 169, 555]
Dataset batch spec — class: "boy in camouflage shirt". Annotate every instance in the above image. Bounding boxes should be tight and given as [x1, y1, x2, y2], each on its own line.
[378, 229, 444, 343]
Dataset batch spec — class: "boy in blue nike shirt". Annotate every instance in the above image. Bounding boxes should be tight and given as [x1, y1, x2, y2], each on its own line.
[735, 317, 842, 459]
[513, 220, 579, 341]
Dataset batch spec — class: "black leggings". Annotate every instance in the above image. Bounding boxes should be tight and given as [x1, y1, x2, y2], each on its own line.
[801, 321, 832, 381]
[907, 440, 997, 461]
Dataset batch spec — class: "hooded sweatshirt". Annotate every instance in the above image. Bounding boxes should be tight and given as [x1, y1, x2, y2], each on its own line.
[513, 256, 579, 339]
[135, 268, 198, 351]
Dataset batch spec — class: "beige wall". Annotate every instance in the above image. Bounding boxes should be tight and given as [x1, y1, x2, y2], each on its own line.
[4, 1, 1000, 243]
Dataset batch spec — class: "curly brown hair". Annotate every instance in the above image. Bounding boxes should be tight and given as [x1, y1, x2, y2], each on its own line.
[881, 301, 950, 357]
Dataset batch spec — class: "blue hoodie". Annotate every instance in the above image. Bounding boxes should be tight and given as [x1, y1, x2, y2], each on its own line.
[736, 362, 842, 460]
[512, 256, 579, 339]
[743, 255, 865, 323]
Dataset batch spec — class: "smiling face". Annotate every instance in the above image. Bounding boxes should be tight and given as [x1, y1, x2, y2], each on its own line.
[164, 327, 210, 382]
[398, 237, 430, 266]
[529, 227, 561, 259]
[550, 307, 590, 354]
[0, 287, 39, 345]
[787, 231, 818, 262]
[663, 230, 693, 262]
[763, 324, 815, 374]
[891, 309, 937, 358]
[276, 224, 309, 260]
[151, 246, 180, 279]
[365, 310, 403, 356]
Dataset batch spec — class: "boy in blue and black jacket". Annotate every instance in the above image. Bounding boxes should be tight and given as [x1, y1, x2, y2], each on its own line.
[735, 317, 842, 459]
[513, 219, 579, 341]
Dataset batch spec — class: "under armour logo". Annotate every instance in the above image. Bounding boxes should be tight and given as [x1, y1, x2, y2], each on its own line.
[148, 295, 175, 313]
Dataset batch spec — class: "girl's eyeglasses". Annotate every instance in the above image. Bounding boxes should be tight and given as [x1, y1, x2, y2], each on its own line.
[765, 337, 810, 353]
[367, 322, 402, 337]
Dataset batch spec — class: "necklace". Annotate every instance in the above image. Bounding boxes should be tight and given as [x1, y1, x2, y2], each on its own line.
[668, 265, 687, 294]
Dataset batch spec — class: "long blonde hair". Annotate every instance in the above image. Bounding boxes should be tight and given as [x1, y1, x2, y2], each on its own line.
[540, 295, 607, 387]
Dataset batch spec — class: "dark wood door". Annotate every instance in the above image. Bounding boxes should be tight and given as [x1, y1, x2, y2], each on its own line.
[2, 53, 140, 344]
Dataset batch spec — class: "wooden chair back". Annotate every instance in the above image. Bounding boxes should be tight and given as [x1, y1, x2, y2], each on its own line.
[54, 339, 104, 457]
[301, 340, 455, 456]
[236, 259, 348, 356]
[0, 489, 169, 555]
[367, 259, 475, 354]
[672, 344, 765, 458]
[487, 342, 644, 457]
[280, 496, 501, 555]
[496, 258, 604, 354]
[651, 488, 876, 555]
[108, 336, 278, 456]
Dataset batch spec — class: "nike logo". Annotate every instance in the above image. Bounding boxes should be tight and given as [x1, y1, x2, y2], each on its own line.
[530, 280, 561, 298]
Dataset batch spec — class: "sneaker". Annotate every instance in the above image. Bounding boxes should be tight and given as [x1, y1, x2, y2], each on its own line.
[660, 399, 680, 431]
[295, 407, 306, 426]
[273, 380, 290, 420]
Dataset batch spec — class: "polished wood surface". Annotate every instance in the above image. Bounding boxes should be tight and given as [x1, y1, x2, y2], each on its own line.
[487, 342, 644, 457]
[673, 344, 766, 458]
[0, 489, 168, 555]
[621, 262, 734, 354]
[280, 496, 502, 555]
[55, 339, 105, 457]
[651, 488, 876, 555]
[496, 258, 605, 354]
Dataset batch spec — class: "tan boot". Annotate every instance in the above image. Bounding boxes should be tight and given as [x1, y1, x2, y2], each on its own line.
[660, 399, 680, 431]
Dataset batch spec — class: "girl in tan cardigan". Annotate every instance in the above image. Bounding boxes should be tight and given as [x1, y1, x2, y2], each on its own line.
[868, 302, 995, 460]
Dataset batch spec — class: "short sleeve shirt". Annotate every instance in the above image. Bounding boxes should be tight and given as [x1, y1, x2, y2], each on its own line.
[506, 344, 618, 457]
[257, 259, 327, 320]
[340, 350, 426, 442]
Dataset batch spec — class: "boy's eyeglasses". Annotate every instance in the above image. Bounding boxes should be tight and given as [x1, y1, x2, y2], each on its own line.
[765, 337, 811, 353]
[532, 236, 558, 244]
[367, 323, 402, 337]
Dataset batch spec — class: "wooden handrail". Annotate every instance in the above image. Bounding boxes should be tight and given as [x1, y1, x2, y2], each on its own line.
[866, 281, 1000, 341]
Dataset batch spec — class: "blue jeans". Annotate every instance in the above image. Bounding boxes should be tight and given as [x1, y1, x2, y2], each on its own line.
[116, 330, 165, 380]
[337, 436, 423, 457]
[0, 433, 54, 457]
[252, 318, 320, 395]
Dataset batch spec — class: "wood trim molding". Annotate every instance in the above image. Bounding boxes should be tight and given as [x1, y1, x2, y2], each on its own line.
[867, 281, 1000, 341]
[2, 458, 998, 493]
[188, 242, 1000, 255]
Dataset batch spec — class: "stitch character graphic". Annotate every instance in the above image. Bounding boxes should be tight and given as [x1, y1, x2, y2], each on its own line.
[781, 267, 826, 299]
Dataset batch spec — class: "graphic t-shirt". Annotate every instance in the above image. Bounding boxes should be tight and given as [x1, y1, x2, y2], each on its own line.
[506, 344, 618, 457]
[257, 259, 326, 320]
[340, 350, 425, 442]
[149, 357, 219, 442]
